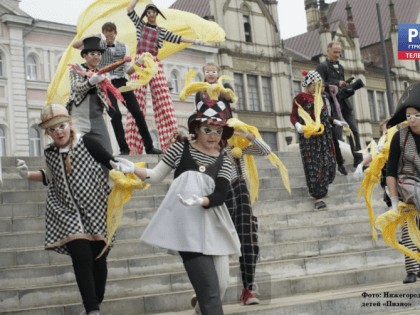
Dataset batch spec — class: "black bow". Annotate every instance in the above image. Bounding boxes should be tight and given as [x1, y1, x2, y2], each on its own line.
[107, 44, 115, 47]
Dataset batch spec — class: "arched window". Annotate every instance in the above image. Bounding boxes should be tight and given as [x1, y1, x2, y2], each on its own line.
[29, 127, 41, 156]
[26, 55, 37, 80]
[195, 73, 203, 83]
[150, 130, 160, 149]
[0, 55, 3, 77]
[243, 15, 252, 43]
[0, 126, 5, 156]
[170, 71, 179, 93]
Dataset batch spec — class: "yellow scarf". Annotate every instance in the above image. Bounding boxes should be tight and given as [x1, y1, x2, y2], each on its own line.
[97, 162, 150, 258]
[227, 118, 291, 205]
[119, 53, 158, 92]
[179, 70, 238, 103]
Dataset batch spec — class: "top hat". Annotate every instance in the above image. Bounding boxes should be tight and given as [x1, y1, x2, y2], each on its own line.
[188, 100, 234, 140]
[80, 36, 106, 57]
[39, 104, 71, 129]
[388, 82, 420, 128]
[140, 4, 167, 20]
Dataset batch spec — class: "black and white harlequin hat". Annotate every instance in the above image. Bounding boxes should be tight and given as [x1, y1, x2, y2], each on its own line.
[388, 81, 420, 128]
[301, 70, 323, 87]
[188, 100, 234, 140]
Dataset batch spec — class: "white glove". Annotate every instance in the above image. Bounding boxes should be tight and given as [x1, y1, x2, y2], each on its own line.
[194, 39, 205, 46]
[234, 131, 250, 138]
[93, 32, 106, 41]
[376, 143, 385, 153]
[391, 196, 399, 214]
[110, 157, 135, 174]
[135, 54, 144, 66]
[16, 159, 29, 179]
[178, 194, 204, 206]
[88, 74, 105, 85]
[295, 122, 303, 134]
[353, 164, 364, 180]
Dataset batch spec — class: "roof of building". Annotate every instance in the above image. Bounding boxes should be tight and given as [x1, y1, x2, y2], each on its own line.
[284, 0, 420, 59]
[170, 0, 210, 18]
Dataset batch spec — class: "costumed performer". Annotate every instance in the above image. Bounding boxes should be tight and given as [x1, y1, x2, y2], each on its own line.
[110, 107, 241, 315]
[66, 36, 113, 176]
[126, 1, 205, 154]
[290, 70, 336, 210]
[194, 62, 269, 305]
[386, 83, 420, 284]
[72, 22, 162, 156]
[16, 104, 117, 315]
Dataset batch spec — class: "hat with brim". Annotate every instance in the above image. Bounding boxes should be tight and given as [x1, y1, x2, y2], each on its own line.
[140, 4, 167, 20]
[388, 82, 420, 128]
[80, 36, 106, 57]
[188, 100, 234, 140]
[39, 104, 71, 129]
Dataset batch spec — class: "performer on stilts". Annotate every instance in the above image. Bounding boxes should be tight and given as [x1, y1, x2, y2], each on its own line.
[110, 106, 241, 315]
[126, 0, 205, 154]
[16, 104, 116, 315]
[290, 70, 336, 210]
[386, 83, 420, 284]
[72, 23, 162, 155]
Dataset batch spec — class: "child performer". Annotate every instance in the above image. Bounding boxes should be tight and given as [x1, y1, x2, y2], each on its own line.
[290, 70, 337, 210]
[111, 107, 241, 315]
[126, 1, 205, 154]
[16, 104, 116, 315]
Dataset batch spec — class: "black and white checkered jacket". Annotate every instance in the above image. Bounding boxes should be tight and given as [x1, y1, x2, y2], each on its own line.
[66, 63, 108, 111]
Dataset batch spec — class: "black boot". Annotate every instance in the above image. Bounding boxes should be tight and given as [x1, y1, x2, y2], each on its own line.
[403, 272, 417, 284]
[145, 147, 162, 155]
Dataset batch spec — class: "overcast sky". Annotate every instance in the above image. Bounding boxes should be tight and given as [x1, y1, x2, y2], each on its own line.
[19, 0, 337, 40]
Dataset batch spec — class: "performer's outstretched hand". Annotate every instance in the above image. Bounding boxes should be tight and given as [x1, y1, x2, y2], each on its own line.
[333, 119, 348, 127]
[376, 143, 385, 153]
[295, 122, 304, 134]
[353, 164, 364, 180]
[110, 157, 135, 174]
[390, 196, 399, 214]
[178, 194, 204, 206]
[89, 73, 105, 85]
[234, 131, 250, 138]
[194, 39, 205, 46]
[16, 159, 29, 179]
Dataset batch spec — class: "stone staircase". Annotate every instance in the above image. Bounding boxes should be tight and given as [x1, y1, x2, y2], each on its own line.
[0, 152, 419, 315]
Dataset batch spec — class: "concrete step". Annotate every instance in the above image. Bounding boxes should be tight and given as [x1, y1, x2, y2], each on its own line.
[0, 262, 408, 314]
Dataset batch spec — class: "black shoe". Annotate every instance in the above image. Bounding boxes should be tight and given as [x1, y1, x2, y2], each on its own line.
[120, 150, 130, 155]
[403, 272, 417, 284]
[145, 147, 162, 155]
[314, 201, 327, 211]
[417, 272, 420, 278]
[337, 165, 348, 175]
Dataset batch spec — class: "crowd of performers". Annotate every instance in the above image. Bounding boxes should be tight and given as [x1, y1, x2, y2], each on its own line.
[13, 2, 420, 314]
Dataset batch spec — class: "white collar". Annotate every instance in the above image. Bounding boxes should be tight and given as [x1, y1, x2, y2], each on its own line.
[58, 133, 81, 153]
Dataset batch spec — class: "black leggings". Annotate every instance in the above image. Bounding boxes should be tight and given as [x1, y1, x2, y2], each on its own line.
[179, 251, 224, 315]
[66, 240, 109, 313]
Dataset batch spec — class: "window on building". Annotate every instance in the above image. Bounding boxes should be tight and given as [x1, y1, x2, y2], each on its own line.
[0, 55, 3, 77]
[340, 50, 345, 59]
[243, 15, 252, 43]
[234, 73, 246, 110]
[170, 71, 178, 93]
[29, 127, 41, 156]
[0, 126, 5, 156]
[376, 91, 387, 119]
[260, 132, 278, 151]
[416, 60, 420, 71]
[26, 56, 37, 80]
[292, 81, 301, 97]
[367, 90, 377, 121]
[262, 77, 273, 112]
[247, 75, 260, 111]
[150, 130, 160, 149]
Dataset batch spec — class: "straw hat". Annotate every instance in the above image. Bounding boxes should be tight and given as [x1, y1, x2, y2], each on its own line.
[38, 104, 71, 129]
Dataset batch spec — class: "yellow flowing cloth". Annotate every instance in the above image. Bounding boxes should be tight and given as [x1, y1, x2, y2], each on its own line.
[179, 70, 238, 103]
[118, 53, 158, 92]
[227, 118, 291, 205]
[46, 0, 226, 105]
[375, 202, 420, 262]
[357, 126, 397, 241]
[343, 126, 356, 147]
[295, 79, 324, 139]
[97, 162, 150, 258]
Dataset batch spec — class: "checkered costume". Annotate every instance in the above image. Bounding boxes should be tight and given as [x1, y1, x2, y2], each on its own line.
[125, 9, 180, 154]
[224, 138, 271, 290]
[302, 70, 323, 87]
[43, 137, 112, 255]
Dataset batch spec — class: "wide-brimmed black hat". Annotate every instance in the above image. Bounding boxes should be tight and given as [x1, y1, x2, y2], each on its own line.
[388, 82, 420, 128]
[188, 100, 234, 140]
[80, 36, 106, 57]
[140, 4, 167, 20]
